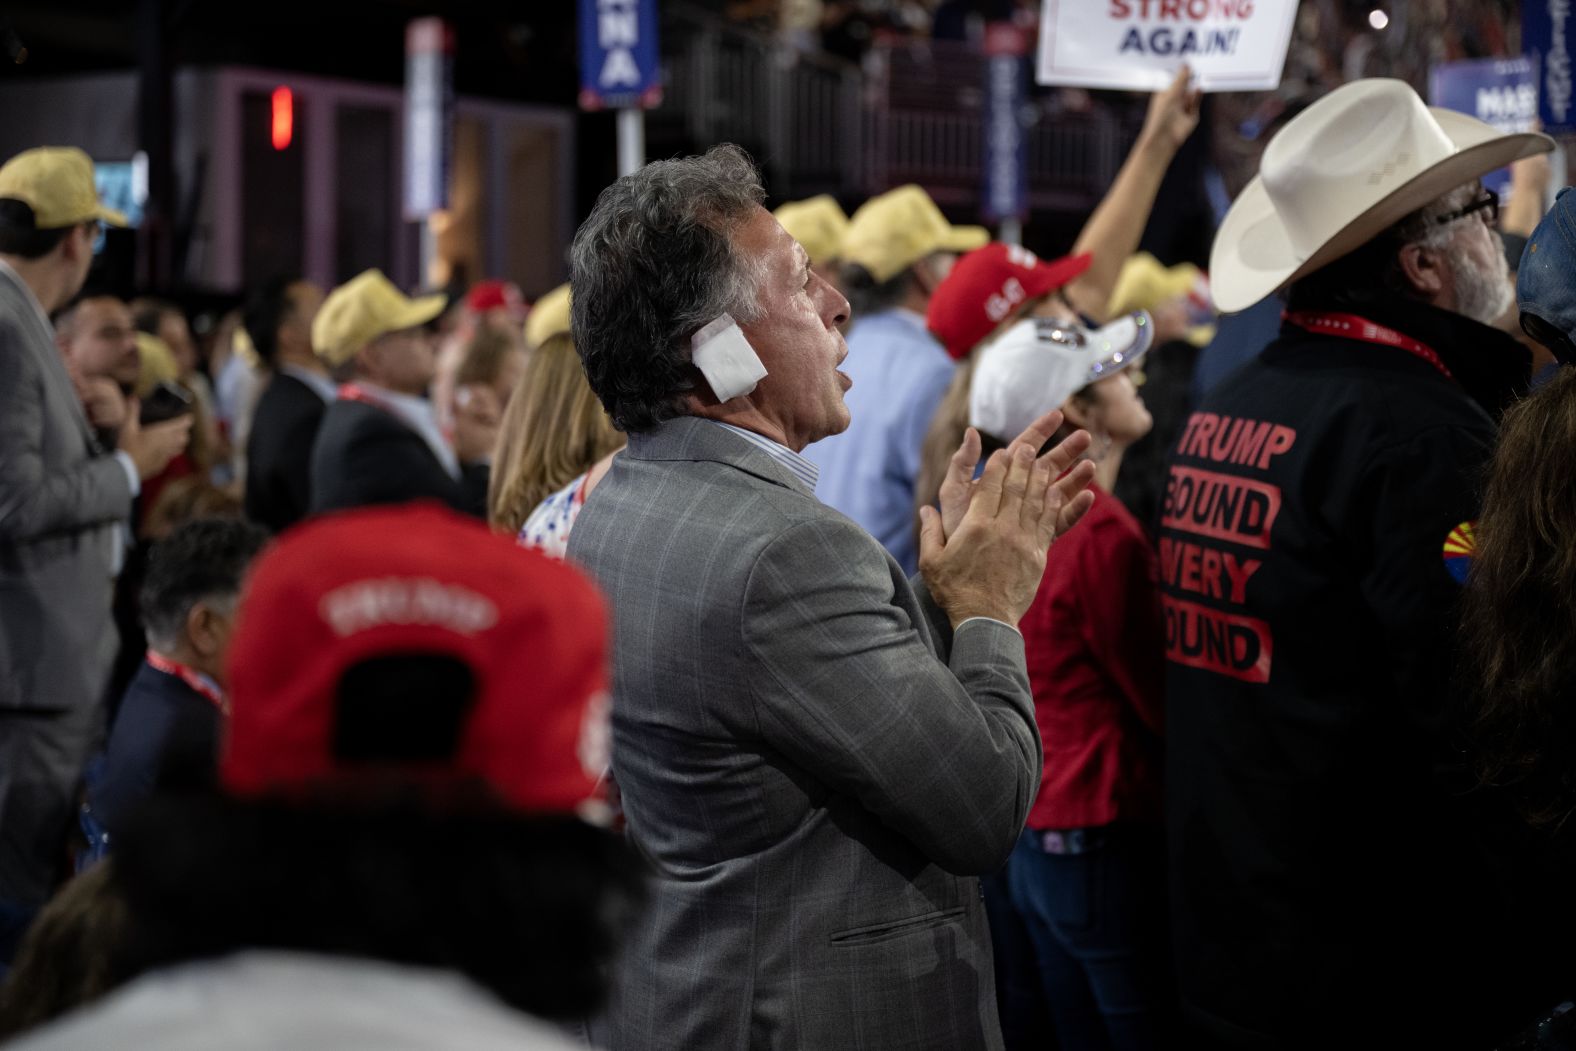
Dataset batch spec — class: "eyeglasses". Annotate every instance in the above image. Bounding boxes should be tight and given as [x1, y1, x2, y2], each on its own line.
[1435, 188, 1500, 228]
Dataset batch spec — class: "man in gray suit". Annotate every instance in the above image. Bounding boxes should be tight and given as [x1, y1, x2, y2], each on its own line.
[569, 145, 1098, 1050]
[0, 147, 188, 922]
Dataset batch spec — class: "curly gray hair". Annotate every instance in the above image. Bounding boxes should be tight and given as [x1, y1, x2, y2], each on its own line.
[570, 144, 767, 433]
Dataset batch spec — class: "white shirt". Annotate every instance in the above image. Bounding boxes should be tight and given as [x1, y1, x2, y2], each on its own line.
[7, 951, 588, 1051]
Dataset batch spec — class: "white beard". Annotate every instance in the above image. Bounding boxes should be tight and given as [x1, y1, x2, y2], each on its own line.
[1452, 245, 1515, 327]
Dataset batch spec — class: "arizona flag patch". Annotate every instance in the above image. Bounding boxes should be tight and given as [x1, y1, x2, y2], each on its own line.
[1442, 521, 1476, 584]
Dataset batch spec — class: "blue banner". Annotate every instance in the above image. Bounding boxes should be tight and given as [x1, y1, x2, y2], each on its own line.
[1523, 1, 1574, 133]
[1429, 57, 1538, 196]
[981, 24, 1029, 224]
[579, 0, 662, 111]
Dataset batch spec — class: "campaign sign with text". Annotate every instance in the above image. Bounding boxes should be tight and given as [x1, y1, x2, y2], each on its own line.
[1158, 410, 1295, 684]
[579, 0, 662, 111]
[1429, 57, 1537, 197]
[1037, 0, 1298, 92]
[1523, 1, 1576, 133]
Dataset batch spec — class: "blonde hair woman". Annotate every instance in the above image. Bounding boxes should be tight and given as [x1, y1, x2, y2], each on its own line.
[488, 333, 624, 555]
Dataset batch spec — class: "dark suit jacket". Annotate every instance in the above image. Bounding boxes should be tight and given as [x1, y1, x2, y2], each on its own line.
[307, 398, 487, 518]
[569, 417, 1040, 1051]
[92, 659, 221, 833]
[245, 371, 329, 534]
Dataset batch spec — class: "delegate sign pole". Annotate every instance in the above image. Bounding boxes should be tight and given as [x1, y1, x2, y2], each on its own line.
[580, 0, 663, 178]
[1524, 0, 1574, 133]
[982, 22, 1030, 245]
[404, 17, 454, 289]
[618, 109, 646, 180]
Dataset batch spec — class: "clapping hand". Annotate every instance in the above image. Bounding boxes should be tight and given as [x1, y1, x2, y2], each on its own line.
[919, 411, 1098, 629]
[1140, 65, 1203, 155]
[934, 410, 1096, 542]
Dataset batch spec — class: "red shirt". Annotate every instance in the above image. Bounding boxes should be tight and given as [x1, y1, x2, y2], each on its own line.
[138, 451, 197, 534]
[1020, 484, 1164, 829]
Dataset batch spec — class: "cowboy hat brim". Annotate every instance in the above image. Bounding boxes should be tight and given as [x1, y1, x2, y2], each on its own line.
[1210, 110, 1553, 314]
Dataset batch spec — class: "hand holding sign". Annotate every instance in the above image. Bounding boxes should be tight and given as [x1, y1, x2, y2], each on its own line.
[1140, 66, 1204, 153]
[1037, 0, 1298, 92]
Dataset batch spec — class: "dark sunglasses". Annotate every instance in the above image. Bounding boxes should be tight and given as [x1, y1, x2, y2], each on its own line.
[1435, 187, 1500, 228]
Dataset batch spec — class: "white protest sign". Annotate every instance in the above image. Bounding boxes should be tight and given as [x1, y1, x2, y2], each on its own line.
[1037, 0, 1298, 92]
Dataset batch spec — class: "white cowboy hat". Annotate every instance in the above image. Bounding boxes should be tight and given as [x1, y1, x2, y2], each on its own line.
[1210, 78, 1553, 314]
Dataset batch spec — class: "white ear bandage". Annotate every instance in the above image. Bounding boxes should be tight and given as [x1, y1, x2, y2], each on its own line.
[691, 313, 768, 403]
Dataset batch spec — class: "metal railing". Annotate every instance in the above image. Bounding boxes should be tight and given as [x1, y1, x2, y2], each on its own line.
[659, 8, 863, 199]
[861, 37, 1135, 211]
[656, 7, 1138, 216]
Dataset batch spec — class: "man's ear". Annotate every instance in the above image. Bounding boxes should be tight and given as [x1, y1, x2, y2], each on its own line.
[905, 255, 936, 300]
[58, 223, 90, 267]
[354, 341, 381, 380]
[1397, 241, 1446, 299]
[186, 602, 223, 659]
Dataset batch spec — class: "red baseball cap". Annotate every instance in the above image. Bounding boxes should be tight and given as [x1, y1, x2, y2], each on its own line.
[927, 243, 1093, 360]
[465, 279, 530, 321]
[222, 503, 610, 819]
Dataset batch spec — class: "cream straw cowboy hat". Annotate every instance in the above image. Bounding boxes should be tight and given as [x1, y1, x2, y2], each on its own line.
[1210, 78, 1552, 314]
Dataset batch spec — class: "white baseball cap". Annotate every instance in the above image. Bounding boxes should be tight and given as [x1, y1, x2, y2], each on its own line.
[969, 313, 1154, 440]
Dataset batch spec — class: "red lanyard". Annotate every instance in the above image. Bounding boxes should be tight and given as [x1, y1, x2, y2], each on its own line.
[1282, 311, 1454, 382]
[145, 651, 227, 714]
[338, 383, 385, 408]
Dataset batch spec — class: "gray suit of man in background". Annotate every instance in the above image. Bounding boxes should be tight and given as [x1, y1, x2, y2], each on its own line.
[568, 145, 1097, 1050]
[0, 148, 187, 917]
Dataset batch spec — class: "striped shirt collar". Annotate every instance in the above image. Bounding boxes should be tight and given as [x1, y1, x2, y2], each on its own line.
[703, 419, 820, 493]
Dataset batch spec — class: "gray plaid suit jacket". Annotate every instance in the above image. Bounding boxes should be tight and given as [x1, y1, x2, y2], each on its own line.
[568, 416, 1041, 1051]
[0, 263, 129, 713]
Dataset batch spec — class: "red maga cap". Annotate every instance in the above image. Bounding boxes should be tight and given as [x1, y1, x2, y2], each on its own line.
[222, 503, 610, 817]
[465, 279, 530, 321]
[926, 243, 1093, 360]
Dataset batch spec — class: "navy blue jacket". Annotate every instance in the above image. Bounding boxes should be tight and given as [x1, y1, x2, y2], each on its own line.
[92, 660, 221, 833]
[308, 399, 487, 519]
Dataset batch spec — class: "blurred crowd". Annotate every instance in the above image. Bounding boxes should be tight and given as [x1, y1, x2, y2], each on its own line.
[4, 31, 1576, 1051]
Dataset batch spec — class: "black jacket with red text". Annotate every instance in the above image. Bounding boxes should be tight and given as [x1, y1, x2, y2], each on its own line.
[1159, 297, 1557, 1048]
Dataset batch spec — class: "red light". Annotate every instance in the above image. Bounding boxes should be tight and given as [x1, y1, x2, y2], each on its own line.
[271, 87, 293, 151]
